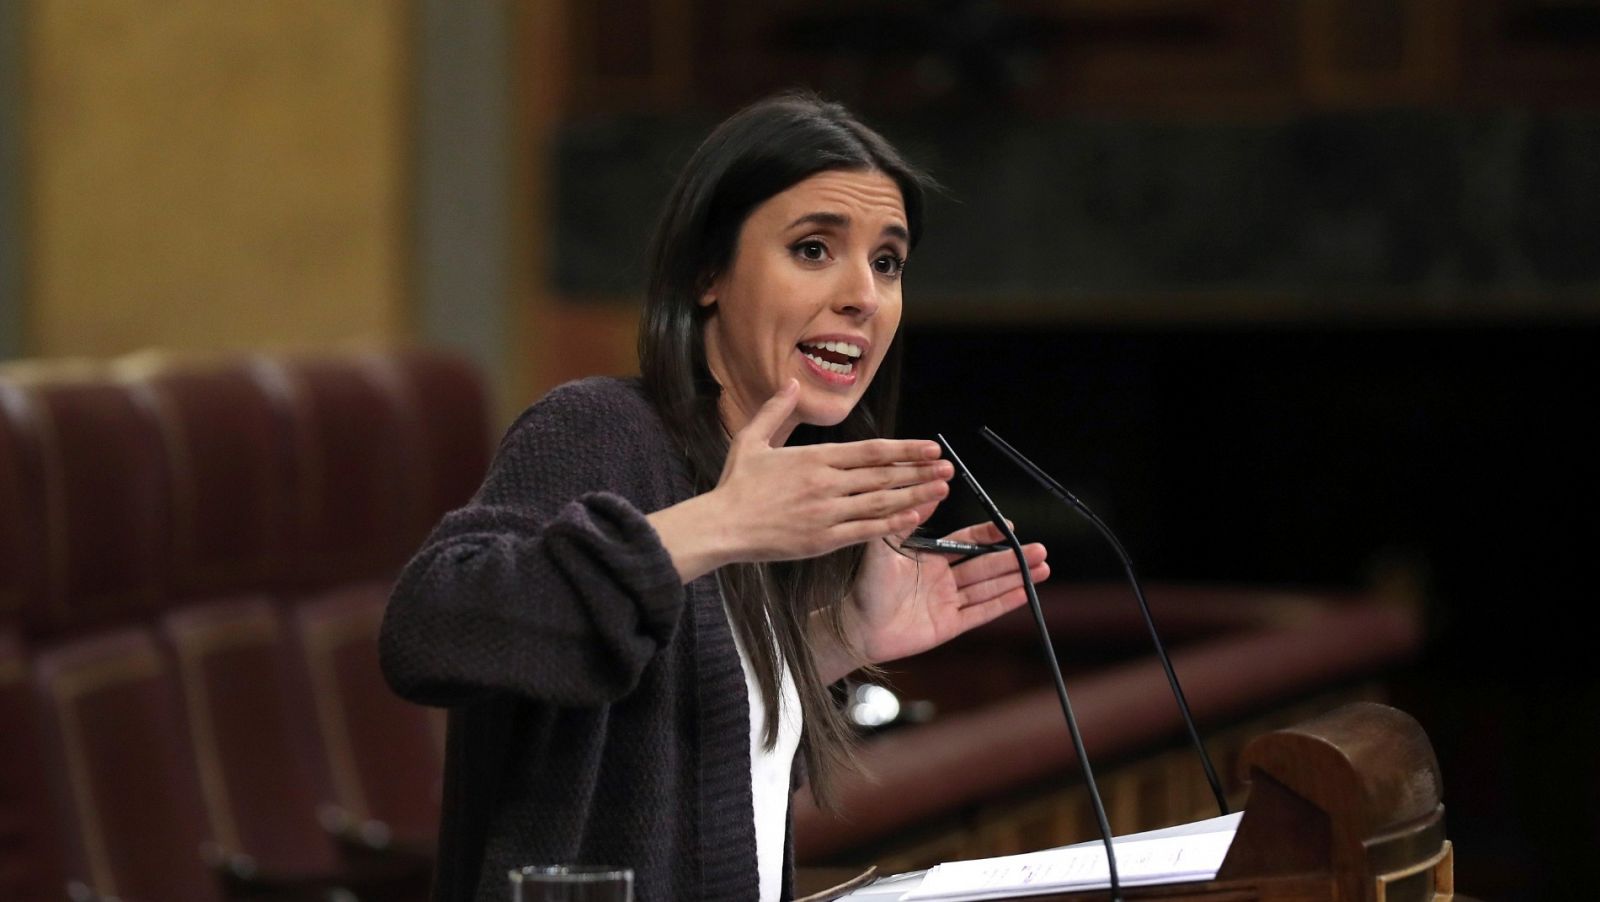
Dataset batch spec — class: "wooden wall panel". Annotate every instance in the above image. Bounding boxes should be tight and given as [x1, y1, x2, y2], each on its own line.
[519, 0, 1600, 402]
[1460, 0, 1600, 105]
[1299, 0, 1459, 107]
[552, 0, 1600, 118]
[681, 0, 1298, 115]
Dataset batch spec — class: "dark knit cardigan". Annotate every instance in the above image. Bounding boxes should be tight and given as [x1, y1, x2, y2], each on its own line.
[380, 377, 788, 902]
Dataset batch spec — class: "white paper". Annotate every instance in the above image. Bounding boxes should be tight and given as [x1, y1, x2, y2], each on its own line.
[1080, 811, 1241, 845]
[896, 813, 1240, 901]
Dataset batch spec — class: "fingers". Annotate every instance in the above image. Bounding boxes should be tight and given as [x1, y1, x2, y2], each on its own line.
[825, 509, 925, 548]
[950, 541, 1047, 583]
[907, 497, 944, 529]
[738, 379, 799, 447]
[882, 496, 947, 542]
[784, 475, 950, 555]
[941, 519, 1014, 545]
[718, 400, 964, 562]
[956, 561, 1052, 612]
[836, 460, 953, 494]
[837, 479, 949, 524]
[942, 521, 999, 545]
[820, 438, 943, 468]
[954, 584, 1034, 633]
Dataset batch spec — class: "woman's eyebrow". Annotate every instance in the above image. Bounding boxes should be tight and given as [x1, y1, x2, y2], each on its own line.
[786, 211, 910, 243]
[786, 211, 849, 231]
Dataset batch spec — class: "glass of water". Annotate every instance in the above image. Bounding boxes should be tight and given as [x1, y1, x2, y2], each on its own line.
[509, 865, 633, 902]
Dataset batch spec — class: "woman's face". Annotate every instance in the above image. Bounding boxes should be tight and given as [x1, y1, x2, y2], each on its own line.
[701, 168, 908, 442]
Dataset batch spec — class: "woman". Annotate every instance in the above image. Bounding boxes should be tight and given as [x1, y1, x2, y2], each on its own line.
[380, 92, 1049, 902]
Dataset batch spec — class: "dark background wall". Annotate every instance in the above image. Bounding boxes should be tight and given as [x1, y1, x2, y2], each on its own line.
[558, 112, 1600, 311]
[898, 320, 1598, 900]
[525, 2, 1599, 897]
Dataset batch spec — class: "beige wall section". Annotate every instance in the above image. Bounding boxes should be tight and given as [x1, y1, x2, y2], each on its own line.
[25, 0, 409, 357]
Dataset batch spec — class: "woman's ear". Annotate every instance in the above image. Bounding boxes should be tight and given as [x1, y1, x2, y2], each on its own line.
[697, 271, 719, 308]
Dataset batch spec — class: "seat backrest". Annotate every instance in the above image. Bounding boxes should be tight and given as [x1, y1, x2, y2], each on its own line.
[159, 595, 342, 876]
[3, 348, 496, 624]
[4, 376, 171, 636]
[0, 382, 52, 634]
[32, 627, 222, 902]
[0, 347, 490, 895]
[0, 630, 67, 902]
[363, 347, 493, 541]
[249, 356, 415, 590]
[290, 582, 443, 846]
[0, 380, 54, 633]
[129, 359, 294, 601]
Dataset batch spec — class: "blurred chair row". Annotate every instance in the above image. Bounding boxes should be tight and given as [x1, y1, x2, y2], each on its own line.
[0, 348, 491, 901]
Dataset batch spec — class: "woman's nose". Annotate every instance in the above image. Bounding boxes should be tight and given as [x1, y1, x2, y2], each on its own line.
[832, 262, 881, 319]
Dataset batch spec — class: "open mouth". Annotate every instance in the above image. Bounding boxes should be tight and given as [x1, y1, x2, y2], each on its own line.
[797, 340, 863, 376]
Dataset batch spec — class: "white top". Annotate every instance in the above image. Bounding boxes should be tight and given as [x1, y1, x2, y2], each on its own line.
[726, 608, 803, 902]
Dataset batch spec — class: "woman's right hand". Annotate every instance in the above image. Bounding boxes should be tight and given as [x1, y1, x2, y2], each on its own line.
[646, 379, 953, 583]
[713, 378, 953, 560]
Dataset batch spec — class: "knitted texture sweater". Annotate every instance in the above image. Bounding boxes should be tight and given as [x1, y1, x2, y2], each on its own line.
[380, 377, 784, 902]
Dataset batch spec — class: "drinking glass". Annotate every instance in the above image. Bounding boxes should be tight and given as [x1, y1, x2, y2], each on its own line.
[509, 865, 634, 902]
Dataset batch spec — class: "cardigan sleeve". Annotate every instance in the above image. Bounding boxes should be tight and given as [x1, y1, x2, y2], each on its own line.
[379, 379, 689, 708]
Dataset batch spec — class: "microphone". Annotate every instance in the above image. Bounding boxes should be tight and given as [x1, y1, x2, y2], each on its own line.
[937, 434, 1122, 902]
[979, 426, 1230, 817]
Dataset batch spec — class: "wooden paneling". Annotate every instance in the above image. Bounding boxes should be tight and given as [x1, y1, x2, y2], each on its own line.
[547, 0, 1600, 117]
[814, 684, 1386, 871]
[567, 0, 694, 112]
[1460, 0, 1600, 105]
[1300, 0, 1459, 107]
[686, 0, 1299, 115]
[518, 0, 1600, 402]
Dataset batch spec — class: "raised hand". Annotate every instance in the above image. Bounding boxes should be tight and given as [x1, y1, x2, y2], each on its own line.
[647, 380, 953, 582]
[817, 519, 1050, 681]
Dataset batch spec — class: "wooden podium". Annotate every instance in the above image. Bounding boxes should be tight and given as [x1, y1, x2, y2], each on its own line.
[1002, 702, 1453, 902]
[804, 702, 1454, 902]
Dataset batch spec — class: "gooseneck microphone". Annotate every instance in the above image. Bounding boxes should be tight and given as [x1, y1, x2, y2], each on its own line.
[980, 426, 1230, 818]
[936, 434, 1123, 902]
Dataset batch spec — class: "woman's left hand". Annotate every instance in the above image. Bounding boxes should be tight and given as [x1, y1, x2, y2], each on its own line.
[817, 515, 1050, 681]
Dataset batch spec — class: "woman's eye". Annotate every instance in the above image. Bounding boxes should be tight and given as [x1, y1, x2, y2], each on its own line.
[794, 240, 828, 262]
[873, 253, 905, 277]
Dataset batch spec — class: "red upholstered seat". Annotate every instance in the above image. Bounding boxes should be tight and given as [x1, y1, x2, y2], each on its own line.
[0, 382, 52, 634]
[248, 356, 416, 590]
[31, 627, 222, 902]
[0, 630, 67, 902]
[159, 596, 342, 876]
[0, 383, 42, 630]
[362, 347, 494, 546]
[290, 582, 443, 850]
[3, 377, 171, 636]
[131, 360, 294, 600]
[160, 595, 435, 900]
[0, 348, 494, 901]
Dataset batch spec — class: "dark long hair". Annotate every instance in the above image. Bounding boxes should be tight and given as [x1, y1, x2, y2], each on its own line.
[638, 92, 931, 807]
